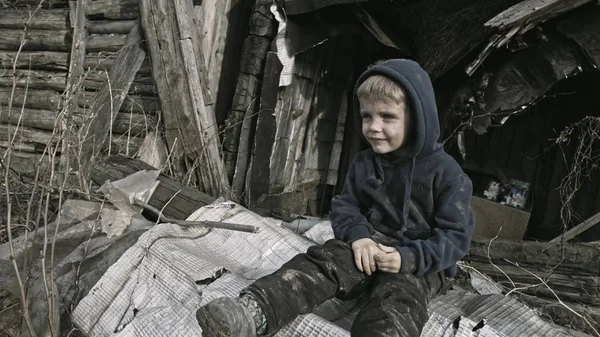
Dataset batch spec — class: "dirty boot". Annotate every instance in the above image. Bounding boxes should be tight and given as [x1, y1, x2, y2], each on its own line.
[197, 297, 257, 337]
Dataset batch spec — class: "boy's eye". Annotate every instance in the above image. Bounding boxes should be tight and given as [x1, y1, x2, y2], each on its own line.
[382, 114, 396, 120]
[361, 114, 371, 119]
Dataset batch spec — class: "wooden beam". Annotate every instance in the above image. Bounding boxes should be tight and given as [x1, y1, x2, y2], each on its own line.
[90, 155, 216, 220]
[0, 9, 70, 30]
[78, 91, 160, 114]
[0, 51, 70, 71]
[0, 107, 59, 131]
[84, 51, 152, 75]
[549, 211, 600, 244]
[83, 70, 156, 95]
[0, 30, 71, 51]
[78, 21, 146, 181]
[0, 124, 58, 147]
[139, 0, 230, 198]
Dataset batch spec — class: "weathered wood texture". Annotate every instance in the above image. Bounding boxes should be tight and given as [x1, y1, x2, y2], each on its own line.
[223, 35, 270, 180]
[0, 88, 62, 110]
[90, 155, 216, 220]
[0, 148, 51, 174]
[194, 0, 231, 99]
[86, 34, 127, 52]
[78, 22, 145, 179]
[86, 0, 139, 20]
[84, 51, 151, 75]
[79, 90, 160, 114]
[0, 9, 70, 30]
[83, 70, 155, 95]
[139, 0, 229, 198]
[0, 69, 67, 91]
[88, 20, 136, 34]
[0, 51, 69, 71]
[467, 239, 600, 305]
[0, 30, 71, 51]
[0, 124, 57, 147]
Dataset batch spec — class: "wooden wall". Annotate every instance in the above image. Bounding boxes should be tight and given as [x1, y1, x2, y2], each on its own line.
[459, 72, 600, 241]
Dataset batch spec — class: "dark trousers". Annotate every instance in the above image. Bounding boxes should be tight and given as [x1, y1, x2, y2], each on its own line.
[242, 239, 445, 337]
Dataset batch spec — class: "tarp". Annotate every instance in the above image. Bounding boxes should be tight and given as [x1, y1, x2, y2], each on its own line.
[72, 201, 585, 337]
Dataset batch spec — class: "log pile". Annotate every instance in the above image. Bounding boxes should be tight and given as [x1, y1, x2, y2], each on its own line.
[466, 239, 600, 334]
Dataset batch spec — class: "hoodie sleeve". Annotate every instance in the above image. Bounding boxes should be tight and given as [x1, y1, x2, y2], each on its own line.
[397, 174, 475, 276]
[330, 160, 373, 243]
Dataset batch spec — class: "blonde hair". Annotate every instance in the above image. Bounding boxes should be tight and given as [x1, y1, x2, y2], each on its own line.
[356, 75, 407, 106]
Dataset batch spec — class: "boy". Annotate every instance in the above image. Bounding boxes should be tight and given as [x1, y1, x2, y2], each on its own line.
[197, 59, 475, 337]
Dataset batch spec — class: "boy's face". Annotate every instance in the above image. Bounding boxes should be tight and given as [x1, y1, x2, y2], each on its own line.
[359, 98, 411, 154]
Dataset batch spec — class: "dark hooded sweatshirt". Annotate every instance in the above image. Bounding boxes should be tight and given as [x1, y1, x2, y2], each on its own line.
[330, 59, 475, 277]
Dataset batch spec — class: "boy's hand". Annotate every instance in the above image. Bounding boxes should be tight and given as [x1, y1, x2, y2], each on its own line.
[351, 238, 382, 275]
[374, 243, 401, 273]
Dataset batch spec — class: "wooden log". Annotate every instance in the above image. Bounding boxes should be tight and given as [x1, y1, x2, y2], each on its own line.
[78, 91, 160, 114]
[0, 148, 51, 174]
[106, 134, 143, 157]
[550, 211, 600, 244]
[0, 107, 59, 131]
[111, 112, 156, 136]
[84, 51, 152, 75]
[83, 71, 156, 95]
[0, 88, 62, 110]
[90, 155, 216, 220]
[86, 34, 127, 52]
[0, 30, 71, 51]
[88, 20, 136, 34]
[0, 124, 58, 147]
[0, 69, 67, 91]
[86, 0, 139, 20]
[0, 51, 69, 71]
[468, 238, 600, 276]
[11, 0, 69, 7]
[78, 21, 145, 180]
[248, 0, 276, 38]
[140, 0, 229, 198]
[0, 9, 70, 30]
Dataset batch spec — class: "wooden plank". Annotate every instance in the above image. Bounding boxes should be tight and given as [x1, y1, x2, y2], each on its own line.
[485, 0, 593, 29]
[0, 30, 71, 51]
[550, 212, 600, 244]
[139, 0, 229, 198]
[86, 0, 139, 20]
[239, 35, 271, 76]
[245, 52, 281, 206]
[78, 21, 146, 180]
[0, 51, 69, 71]
[326, 91, 347, 186]
[84, 51, 151, 74]
[0, 88, 62, 110]
[90, 155, 216, 220]
[111, 112, 157, 136]
[194, 0, 232, 98]
[88, 20, 136, 34]
[86, 34, 127, 52]
[0, 69, 67, 91]
[106, 134, 144, 157]
[0, 9, 70, 30]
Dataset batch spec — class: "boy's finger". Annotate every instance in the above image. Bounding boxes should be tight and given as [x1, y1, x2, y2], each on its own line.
[354, 253, 363, 272]
[377, 243, 397, 254]
[362, 252, 372, 275]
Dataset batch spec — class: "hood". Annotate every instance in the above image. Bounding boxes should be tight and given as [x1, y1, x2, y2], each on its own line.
[354, 59, 442, 159]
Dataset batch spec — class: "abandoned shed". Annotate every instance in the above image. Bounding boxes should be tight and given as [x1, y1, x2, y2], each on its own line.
[0, 0, 600, 335]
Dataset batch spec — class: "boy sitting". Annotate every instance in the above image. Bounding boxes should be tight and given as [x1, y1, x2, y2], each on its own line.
[197, 59, 475, 337]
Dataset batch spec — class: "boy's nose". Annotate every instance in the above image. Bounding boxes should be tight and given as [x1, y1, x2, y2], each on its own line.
[369, 118, 383, 132]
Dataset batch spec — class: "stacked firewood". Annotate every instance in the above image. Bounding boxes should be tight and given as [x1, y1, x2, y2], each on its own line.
[0, 0, 158, 175]
[466, 238, 600, 335]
